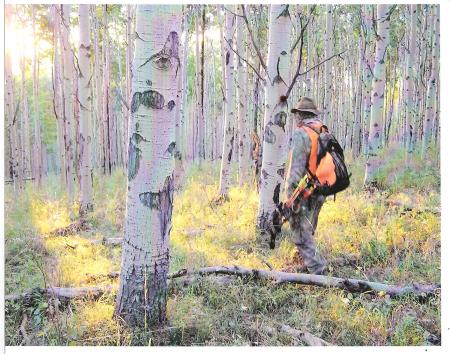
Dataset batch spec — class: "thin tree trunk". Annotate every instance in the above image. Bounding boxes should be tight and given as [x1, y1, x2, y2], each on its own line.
[422, 5, 439, 159]
[32, 5, 43, 186]
[61, 4, 75, 200]
[218, 7, 236, 198]
[323, 5, 333, 126]
[114, 4, 182, 327]
[364, 5, 392, 187]
[78, 5, 93, 216]
[102, 5, 111, 175]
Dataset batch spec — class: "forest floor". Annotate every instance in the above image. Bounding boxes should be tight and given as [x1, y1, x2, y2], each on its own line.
[4, 146, 441, 346]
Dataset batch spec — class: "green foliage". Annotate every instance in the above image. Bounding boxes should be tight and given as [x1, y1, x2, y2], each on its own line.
[4, 149, 440, 345]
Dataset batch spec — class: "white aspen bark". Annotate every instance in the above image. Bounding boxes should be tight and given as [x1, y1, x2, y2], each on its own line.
[102, 5, 111, 174]
[32, 5, 43, 186]
[305, 5, 313, 97]
[125, 5, 134, 167]
[78, 5, 93, 216]
[114, 5, 182, 327]
[61, 4, 75, 200]
[5, 5, 19, 191]
[352, 38, 364, 158]
[323, 5, 333, 126]
[20, 40, 31, 181]
[93, 7, 103, 170]
[405, 4, 417, 164]
[52, 5, 66, 185]
[194, 13, 201, 163]
[257, 5, 290, 232]
[364, 5, 391, 187]
[173, 6, 185, 186]
[422, 5, 439, 158]
[218, 8, 236, 198]
[237, 7, 249, 186]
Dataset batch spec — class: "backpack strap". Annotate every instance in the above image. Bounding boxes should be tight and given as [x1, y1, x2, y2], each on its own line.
[297, 121, 324, 178]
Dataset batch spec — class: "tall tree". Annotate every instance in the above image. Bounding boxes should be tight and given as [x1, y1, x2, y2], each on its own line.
[405, 5, 418, 164]
[218, 7, 236, 198]
[364, 5, 393, 187]
[236, 5, 249, 185]
[61, 4, 75, 199]
[257, 4, 290, 232]
[114, 4, 182, 327]
[421, 5, 439, 159]
[78, 5, 93, 215]
[323, 5, 333, 126]
[32, 5, 43, 186]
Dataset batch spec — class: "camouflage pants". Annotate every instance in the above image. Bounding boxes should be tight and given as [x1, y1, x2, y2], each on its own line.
[288, 193, 327, 274]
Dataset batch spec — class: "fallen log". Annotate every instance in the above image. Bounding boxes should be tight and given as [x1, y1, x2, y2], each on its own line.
[5, 285, 113, 303]
[279, 324, 331, 346]
[49, 219, 89, 236]
[170, 265, 440, 298]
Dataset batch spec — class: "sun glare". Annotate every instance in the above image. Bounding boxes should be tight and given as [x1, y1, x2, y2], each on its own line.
[6, 13, 53, 77]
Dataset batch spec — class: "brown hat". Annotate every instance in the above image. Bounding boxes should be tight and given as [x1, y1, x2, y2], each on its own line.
[291, 97, 322, 116]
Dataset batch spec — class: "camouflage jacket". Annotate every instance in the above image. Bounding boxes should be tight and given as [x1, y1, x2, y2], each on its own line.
[282, 117, 323, 203]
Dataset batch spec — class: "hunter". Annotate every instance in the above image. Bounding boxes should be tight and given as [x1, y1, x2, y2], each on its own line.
[282, 97, 328, 275]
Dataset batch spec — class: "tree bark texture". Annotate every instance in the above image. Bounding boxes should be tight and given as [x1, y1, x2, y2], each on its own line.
[114, 4, 182, 328]
[78, 5, 94, 215]
[257, 5, 290, 232]
[364, 5, 392, 187]
[218, 8, 236, 198]
[421, 5, 439, 158]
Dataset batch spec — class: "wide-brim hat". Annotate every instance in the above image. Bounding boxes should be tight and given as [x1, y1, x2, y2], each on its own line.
[291, 97, 322, 115]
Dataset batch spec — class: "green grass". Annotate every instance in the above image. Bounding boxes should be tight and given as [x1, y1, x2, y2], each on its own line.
[4, 146, 441, 345]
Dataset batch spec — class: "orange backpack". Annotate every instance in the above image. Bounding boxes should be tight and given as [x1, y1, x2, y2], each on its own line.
[290, 122, 350, 200]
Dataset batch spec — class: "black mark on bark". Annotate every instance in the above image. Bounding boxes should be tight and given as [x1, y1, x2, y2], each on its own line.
[128, 133, 143, 180]
[166, 142, 176, 156]
[131, 90, 165, 113]
[262, 169, 269, 179]
[264, 123, 276, 144]
[167, 100, 175, 111]
[139, 192, 160, 209]
[227, 135, 235, 162]
[273, 111, 287, 131]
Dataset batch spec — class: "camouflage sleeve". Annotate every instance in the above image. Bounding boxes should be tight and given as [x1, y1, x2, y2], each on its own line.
[284, 129, 311, 198]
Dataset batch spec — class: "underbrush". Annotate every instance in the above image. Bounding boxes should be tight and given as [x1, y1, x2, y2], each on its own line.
[4, 146, 440, 345]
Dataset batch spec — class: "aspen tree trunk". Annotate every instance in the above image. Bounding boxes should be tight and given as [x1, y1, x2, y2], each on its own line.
[364, 5, 392, 187]
[52, 5, 66, 185]
[200, 6, 206, 161]
[323, 5, 333, 125]
[174, 6, 186, 186]
[405, 5, 417, 164]
[125, 5, 134, 167]
[257, 4, 290, 232]
[78, 5, 93, 216]
[61, 4, 75, 199]
[422, 5, 439, 158]
[352, 38, 364, 158]
[93, 7, 103, 170]
[218, 8, 236, 198]
[114, 5, 182, 327]
[237, 6, 249, 186]
[194, 12, 202, 163]
[305, 5, 314, 97]
[20, 41, 31, 181]
[5, 5, 19, 191]
[102, 5, 111, 175]
[32, 5, 43, 186]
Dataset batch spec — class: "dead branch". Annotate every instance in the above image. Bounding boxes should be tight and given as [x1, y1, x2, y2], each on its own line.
[224, 37, 266, 83]
[103, 237, 123, 246]
[48, 219, 88, 236]
[171, 265, 439, 298]
[241, 5, 269, 79]
[6, 285, 113, 303]
[279, 324, 331, 346]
